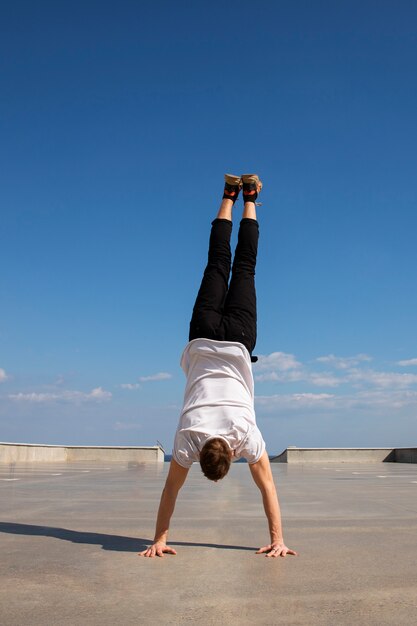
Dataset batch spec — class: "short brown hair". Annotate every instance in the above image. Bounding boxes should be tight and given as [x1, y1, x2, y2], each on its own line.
[200, 437, 231, 481]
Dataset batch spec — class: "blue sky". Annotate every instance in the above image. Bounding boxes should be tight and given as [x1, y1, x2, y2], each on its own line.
[1, 0, 417, 453]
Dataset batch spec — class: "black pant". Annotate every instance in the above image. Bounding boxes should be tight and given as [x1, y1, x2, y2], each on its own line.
[189, 218, 259, 360]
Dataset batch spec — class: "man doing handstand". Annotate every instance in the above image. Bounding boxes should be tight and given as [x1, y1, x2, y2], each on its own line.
[140, 174, 297, 559]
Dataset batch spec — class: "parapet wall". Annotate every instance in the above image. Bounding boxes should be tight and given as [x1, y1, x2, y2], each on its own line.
[394, 447, 417, 463]
[271, 447, 417, 463]
[0, 442, 164, 464]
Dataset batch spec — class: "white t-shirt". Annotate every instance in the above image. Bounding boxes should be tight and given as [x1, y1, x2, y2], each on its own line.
[173, 338, 265, 468]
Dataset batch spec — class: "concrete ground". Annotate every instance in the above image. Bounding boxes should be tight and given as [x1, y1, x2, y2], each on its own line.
[1, 461, 417, 626]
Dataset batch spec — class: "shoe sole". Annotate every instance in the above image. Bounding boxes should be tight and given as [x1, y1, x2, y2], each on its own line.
[241, 174, 263, 192]
[224, 173, 242, 187]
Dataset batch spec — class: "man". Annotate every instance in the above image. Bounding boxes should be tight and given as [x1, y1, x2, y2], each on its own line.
[140, 174, 297, 559]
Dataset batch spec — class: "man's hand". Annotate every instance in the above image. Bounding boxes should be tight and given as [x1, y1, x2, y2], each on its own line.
[139, 541, 177, 558]
[256, 542, 298, 558]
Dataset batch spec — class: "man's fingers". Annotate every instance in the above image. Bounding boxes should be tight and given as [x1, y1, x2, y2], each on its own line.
[266, 547, 283, 557]
[138, 548, 152, 557]
[269, 550, 281, 558]
[257, 544, 298, 558]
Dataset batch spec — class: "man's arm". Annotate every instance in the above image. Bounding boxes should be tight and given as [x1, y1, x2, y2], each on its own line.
[249, 450, 297, 558]
[139, 458, 189, 558]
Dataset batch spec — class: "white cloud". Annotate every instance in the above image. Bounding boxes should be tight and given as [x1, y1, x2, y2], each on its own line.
[255, 350, 417, 392]
[255, 352, 301, 372]
[8, 392, 53, 403]
[256, 388, 417, 415]
[253, 348, 417, 422]
[8, 387, 112, 404]
[113, 421, 142, 431]
[0, 368, 8, 383]
[255, 352, 309, 384]
[315, 354, 372, 369]
[255, 372, 280, 382]
[308, 372, 343, 387]
[120, 372, 172, 388]
[138, 372, 172, 382]
[255, 369, 304, 383]
[347, 368, 417, 389]
[397, 358, 417, 367]
[256, 392, 335, 410]
[353, 389, 417, 409]
[89, 387, 112, 400]
[255, 352, 343, 387]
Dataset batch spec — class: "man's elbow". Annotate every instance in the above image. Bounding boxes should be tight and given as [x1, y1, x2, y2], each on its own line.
[259, 479, 276, 497]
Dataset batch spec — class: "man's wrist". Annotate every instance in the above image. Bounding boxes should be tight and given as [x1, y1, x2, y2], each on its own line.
[271, 535, 284, 544]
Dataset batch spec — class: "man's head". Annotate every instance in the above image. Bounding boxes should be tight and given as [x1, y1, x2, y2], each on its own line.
[199, 437, 232, 481]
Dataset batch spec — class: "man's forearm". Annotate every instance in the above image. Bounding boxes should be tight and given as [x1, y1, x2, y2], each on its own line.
[140, 460, 188, 557]
[261, 483, 284, 543]
[249, 452, 285, 544]
[153, 486, 179, 543]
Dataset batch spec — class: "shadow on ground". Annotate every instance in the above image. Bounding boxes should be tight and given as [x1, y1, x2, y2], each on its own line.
[0, 522, 257, 553]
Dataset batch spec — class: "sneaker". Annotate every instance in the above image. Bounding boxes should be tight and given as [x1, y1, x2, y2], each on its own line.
[223, 173, 242, 203]
[241, 174, 262, 205]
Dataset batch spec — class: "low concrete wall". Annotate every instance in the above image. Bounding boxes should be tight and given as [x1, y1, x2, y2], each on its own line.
[0, 442, 164, 464]
[394, 448, 417, 463]
[271, 447, 397, 463]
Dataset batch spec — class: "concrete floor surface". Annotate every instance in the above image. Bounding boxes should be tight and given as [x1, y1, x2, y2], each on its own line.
[1, 460, 417, 625]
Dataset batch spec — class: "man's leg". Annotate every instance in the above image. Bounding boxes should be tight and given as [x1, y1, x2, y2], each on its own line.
[189, 179, 240, 342]
[222, 189, 259, 355]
